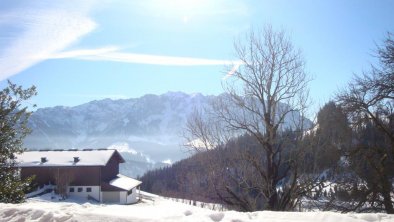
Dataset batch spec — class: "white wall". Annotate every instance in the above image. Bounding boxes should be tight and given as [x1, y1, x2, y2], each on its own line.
[102, 189, 138, 204]
[119, 187, 139, 204]
[67, 186, 139, 204]
[67, 186, 100, 201]
[101, 191, 121, 203]
[120, 191, 127, 204]
[126, 187, 139, 204]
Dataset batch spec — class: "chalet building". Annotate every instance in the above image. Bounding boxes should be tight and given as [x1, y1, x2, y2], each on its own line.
[15, 149, 141, 204]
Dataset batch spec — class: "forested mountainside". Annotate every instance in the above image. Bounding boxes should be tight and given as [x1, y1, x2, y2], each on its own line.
[140, 101, 394, 212]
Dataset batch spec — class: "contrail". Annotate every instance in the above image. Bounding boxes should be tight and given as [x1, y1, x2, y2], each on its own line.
[51, 47, 239, 66]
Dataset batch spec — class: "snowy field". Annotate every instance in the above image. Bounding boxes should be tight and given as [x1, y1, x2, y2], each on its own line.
[0, 193, 393, 222]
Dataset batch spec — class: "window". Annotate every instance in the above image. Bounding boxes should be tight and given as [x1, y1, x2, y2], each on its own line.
[127, 189, 133, 196]
[69, 187, 74, 192]
[77, 187, 83, 192]
[86, 187, 92, 192]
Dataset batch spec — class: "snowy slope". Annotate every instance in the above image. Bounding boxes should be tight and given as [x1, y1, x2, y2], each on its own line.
[0, 193, 392, 222]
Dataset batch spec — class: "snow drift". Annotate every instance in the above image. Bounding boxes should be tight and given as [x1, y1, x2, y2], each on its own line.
[0, 193, 393, 222]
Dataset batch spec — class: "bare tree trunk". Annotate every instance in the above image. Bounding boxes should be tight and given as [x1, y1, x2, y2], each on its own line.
[54, 168, 75, 199]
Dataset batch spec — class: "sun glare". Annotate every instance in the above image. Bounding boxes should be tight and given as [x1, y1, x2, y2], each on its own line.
[150, 0, 210, 23]
[171, 0, 201, 11]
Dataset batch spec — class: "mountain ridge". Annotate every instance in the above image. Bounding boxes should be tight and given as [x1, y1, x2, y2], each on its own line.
[25, 91, 215, 177]
[24, 91, 311, 177]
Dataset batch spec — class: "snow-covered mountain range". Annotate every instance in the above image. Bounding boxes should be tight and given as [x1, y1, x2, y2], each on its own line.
[24, 91, 311, 177]
[24, 92, 211, 177]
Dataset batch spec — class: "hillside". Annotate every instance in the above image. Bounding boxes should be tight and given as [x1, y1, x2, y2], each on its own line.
[0, 193, 392, 222]
[24, 92, 311, 177]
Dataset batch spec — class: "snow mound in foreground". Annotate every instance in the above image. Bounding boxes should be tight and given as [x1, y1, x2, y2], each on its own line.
[0, 194, 393, 222]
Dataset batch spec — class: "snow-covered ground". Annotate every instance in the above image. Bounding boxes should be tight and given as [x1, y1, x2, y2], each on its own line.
[0, 193, 393, 222]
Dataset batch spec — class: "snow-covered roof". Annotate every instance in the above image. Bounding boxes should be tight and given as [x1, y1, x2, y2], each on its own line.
[15, 149, 124, 167]
[109, 174, 142, 191]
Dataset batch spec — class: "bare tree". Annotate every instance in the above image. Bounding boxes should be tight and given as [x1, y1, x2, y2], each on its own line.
[335, 34, 394, 214]
[54, 168, 75, 199]
[185, 26, 315, 211]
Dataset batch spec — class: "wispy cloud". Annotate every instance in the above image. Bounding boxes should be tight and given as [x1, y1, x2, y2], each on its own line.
[51, 46, 243, 79]
[0, 0, 243, 80]
[0, 1, 96, 81]
[52, 47, 239, 66]
[49, 47, 119, 59]
[85, 52, 239, 66]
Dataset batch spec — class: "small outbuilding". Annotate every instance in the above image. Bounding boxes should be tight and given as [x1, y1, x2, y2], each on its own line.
[15, 149, 142, 204]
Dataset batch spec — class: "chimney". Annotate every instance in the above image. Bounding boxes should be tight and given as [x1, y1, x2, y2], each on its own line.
[73, 157, 80, 163]
[41, 157, 47, 163]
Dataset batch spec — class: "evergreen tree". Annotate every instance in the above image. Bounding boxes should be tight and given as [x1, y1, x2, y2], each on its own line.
[0, 81, 37, 203]
[314, 101, 351, 171]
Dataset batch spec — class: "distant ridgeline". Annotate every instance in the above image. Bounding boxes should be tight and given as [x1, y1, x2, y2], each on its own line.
[24, 92, 312, 177]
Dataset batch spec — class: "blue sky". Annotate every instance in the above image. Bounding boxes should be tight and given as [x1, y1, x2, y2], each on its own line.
[0, 0, 393, 113]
